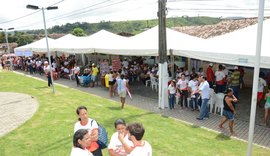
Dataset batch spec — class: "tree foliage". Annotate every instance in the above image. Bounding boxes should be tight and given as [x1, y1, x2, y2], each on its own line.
[71, 27, 86, 36]
[7, 17, 221, 46]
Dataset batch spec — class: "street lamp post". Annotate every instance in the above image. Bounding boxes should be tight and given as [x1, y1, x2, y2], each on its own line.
[26, 4, 58, 93]
[0, 27, 14, 70]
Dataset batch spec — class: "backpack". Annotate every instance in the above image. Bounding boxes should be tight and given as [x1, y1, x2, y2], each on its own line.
[91, 120, 108, 149]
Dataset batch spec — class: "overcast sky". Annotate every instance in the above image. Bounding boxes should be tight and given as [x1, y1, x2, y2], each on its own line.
[0, 0, 270, 30]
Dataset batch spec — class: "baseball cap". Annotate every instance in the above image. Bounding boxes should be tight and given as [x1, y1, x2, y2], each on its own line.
[234, 66, 238, 70]
[209, 63, 213, 66]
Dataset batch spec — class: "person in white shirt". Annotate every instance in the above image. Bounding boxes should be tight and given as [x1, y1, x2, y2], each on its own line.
[115, 74, 129, 109]
[195, 76, 210, 120]
[73, 64, 80, 86]
[188, 74, 199, 111]
[43, 61, 52, 87]
[215, 64, 226, 93]
[119, 123, 152, 156]
[108, 119, 133, 156]
[168, 80, 176, 110]
[74, 106, 102, 156]
[177, 74, 189, 109]
[122, 58, 129, 68]
[257, 73, 267, 107]
[70, 129, 94, 156]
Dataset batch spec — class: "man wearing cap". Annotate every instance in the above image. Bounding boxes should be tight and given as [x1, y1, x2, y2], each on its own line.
[206, 63, 215, 88]
[230, 66, 240, 99]
[91, 63, 99, 87]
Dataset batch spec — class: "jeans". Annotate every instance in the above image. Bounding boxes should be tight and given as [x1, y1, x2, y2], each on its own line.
[191, 93, 199, 110]
[169, 94, 175, 109]
[180, 90, 188, 107]
[198, 98, 209, 119]
[47, 76, 52, 87]
[231, 85, 239, 99]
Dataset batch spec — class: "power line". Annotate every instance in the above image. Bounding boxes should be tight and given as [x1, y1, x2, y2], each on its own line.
[0, 10, 41, 25]
[14, 0, 131, 30]
[0, 0, 65, 25]
[47, 0, 129, 22]
[46, 0, 111, 21]
[168, 8, 270, 11]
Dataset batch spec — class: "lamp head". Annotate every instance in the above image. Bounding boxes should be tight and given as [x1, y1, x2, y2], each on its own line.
[47, 6, 58, 10]
[26, 5, 39, 10]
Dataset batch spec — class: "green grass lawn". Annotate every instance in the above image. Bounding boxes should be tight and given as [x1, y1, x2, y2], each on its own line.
[0, 71, 269, 156]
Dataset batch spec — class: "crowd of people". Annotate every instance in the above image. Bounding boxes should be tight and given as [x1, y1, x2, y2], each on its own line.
[2, 54, 270, 137]
[71, 106, 152, 156]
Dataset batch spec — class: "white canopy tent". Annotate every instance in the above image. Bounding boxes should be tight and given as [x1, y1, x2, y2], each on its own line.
[173, 19, 270, 68]
[53, 34, 94, 53]
[14, 37, 56, 53]
[91, 26, 206, 56]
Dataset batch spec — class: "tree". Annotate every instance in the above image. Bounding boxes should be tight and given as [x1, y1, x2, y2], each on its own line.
[13, 31, 33, 46]
[71, 27, 86, 36]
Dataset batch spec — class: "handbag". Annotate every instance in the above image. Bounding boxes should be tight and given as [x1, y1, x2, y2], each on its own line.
[91, 120, 108, 149]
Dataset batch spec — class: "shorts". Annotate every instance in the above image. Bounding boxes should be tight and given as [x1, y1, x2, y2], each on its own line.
[118, 91, 127, 98]
[91, 75, 96, 81]
[265, 102, 270, 109]
[223, 109, 234, 120]
[257, 92, 264, 100]
[109, 81, 115, 86]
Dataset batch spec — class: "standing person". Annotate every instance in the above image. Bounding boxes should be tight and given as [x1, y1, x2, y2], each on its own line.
[262, 87, 270, 126]
[43, 61, 52, 87]
[108, 119, 133, 156]
[206, 63, 215, 88]
[108, 71, 115, 97]
[257, 72, 267, 107]
[188, 74, 199, 111]
[115, 74, 129, 109]
[119, 123, 152, 156]
[196, 76, 210, 120]
[91, 63, 99, 87]
[74, 64, 80, 87]
[70, 129, 94, 156]
[219, 88, 238, 136]
[168, 80, 176, 110]
[74, 106, 103, 156]
[177, 74, 189, 109]
[230, 66, 240, 99]
[239, 66, 245, 89]
[215, 64, 226, 93]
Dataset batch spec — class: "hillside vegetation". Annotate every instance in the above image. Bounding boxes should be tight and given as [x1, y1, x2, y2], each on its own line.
[28, 16, 222, 36]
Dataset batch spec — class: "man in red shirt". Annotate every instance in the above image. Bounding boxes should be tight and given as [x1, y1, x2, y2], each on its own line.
[206, 63, 215, 88]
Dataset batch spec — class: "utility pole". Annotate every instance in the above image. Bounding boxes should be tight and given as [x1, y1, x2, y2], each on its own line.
[158, 0, 168, 109]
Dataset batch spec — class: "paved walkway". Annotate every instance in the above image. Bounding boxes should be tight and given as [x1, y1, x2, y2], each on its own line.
[3, 71, 270, 148]
[0, 92, 39, 137]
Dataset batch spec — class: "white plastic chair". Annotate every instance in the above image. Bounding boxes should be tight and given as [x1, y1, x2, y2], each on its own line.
[150, 76, 158, 91]
[215, 93, 225, 116]
[208, 88, 216, 113]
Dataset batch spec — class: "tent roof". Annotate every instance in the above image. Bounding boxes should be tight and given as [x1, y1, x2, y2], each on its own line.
[173, 19, 270, 68]
[14, 37, 56, 53]
[53, 34, 94, 53]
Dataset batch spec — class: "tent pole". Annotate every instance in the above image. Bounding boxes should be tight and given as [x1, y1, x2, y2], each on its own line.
[247, 0, 265, 155]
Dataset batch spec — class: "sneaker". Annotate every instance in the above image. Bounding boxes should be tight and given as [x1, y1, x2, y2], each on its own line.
[204, 117, 209, 120]
[196, 117, 203, 120]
